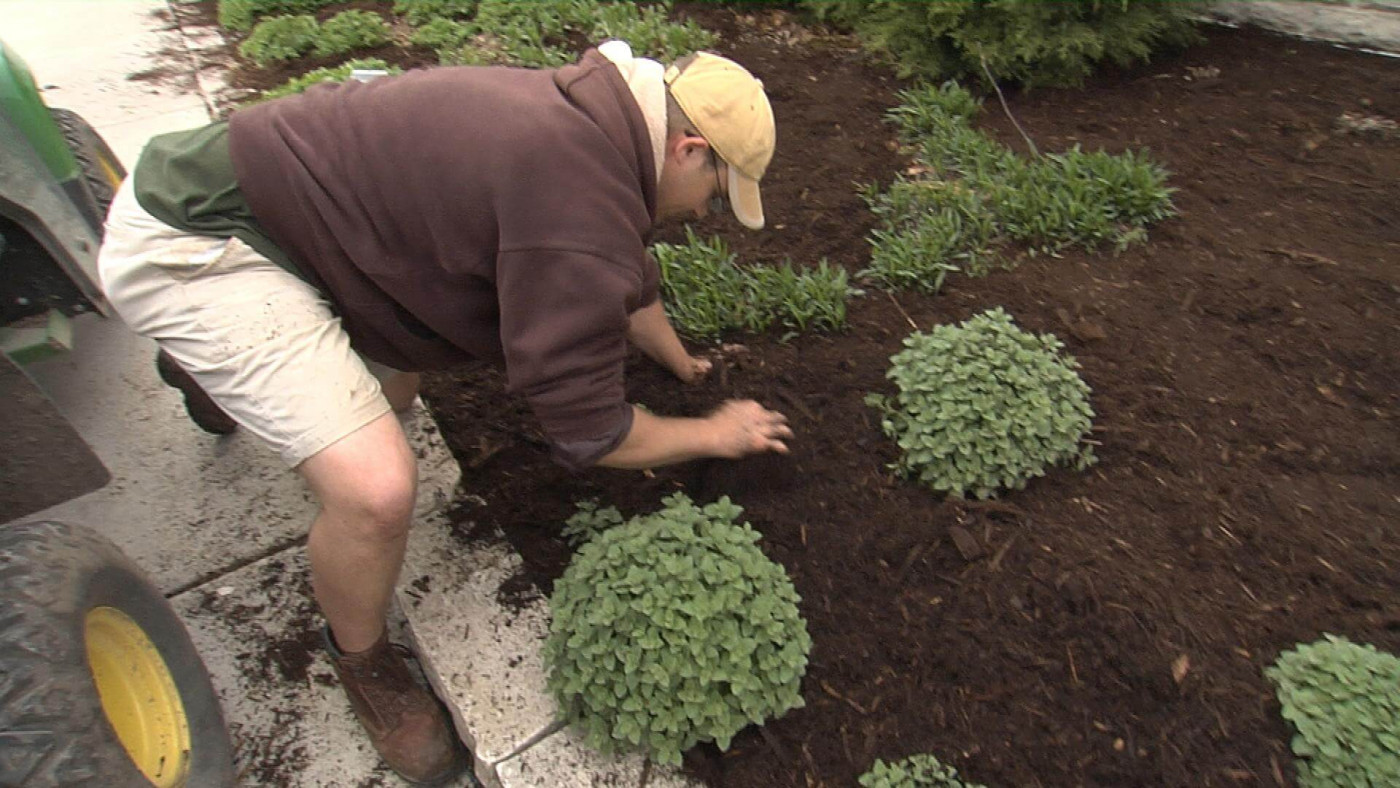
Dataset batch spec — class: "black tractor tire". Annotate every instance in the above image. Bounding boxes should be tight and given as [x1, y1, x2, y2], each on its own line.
[49, 108, 125, 228]
[0, 521, 235, 787]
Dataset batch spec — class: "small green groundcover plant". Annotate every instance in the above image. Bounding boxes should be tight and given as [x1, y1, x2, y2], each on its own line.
[239, 10, 391, 67]
[219, 0, 335, 32]
[654, 228, 856, 341]
[867, 307, 1095, 499]
[543, 493, 811, 767]
[312, 9, 392, 57]
[1265, 635, 1400, 787]
[238, 14, 320, 67]
[434, 0, 714, 68]
[860, 753, 988, 788]
[861, 80, 1174, 294]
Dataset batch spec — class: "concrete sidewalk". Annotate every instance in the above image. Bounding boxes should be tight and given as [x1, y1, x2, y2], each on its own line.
[2, 2, 691, 784]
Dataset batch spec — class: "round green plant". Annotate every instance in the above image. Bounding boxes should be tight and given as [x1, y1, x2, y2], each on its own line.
[860, 753, 987, 788]
[1266, 635, 1400, 787]
[866, 307, 1095, 499]
[543, 493, 811, 766]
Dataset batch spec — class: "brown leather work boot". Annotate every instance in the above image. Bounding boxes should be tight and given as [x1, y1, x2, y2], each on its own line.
[154, 350, 238, 435]
[323, 628, 464, 785]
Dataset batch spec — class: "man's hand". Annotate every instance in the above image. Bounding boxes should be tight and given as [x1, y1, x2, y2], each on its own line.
[706, 400, 792, 457]
[676, 354, 713, 384]
[628, 301, 710, 383]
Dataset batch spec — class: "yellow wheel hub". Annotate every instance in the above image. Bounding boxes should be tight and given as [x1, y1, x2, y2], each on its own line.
[85, 607, 191, 787]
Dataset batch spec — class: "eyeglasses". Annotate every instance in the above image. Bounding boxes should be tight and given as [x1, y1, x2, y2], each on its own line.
[708, 149, 727, 215]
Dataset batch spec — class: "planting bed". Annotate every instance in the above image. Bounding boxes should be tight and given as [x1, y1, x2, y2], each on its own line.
[210, 3, 1400, 785]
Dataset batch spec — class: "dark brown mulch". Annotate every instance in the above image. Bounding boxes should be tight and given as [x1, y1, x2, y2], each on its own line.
[421, 10, 1400, 788]
[206, 3, 1400, 785]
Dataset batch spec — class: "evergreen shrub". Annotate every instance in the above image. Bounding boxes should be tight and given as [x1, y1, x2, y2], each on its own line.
[218, 0, 333, 32]
[543, 493, 811, 766]
[804, 0, 1199, 88]
[867, 308, 1095, 499]
[239, 15, 321, 67]
[1266, 635, 1400, 787]
[409, 18, 474, 54]
[313, 10, 392, 58]
[860, 753, 987, 788]
[394, 0, 479, 26]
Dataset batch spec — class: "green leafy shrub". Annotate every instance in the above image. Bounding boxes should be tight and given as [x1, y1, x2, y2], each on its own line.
[543, 493, 811, 766]
[1265, 635, 1400, 787]
[560, 499, 625, 547]
[862, 81, 1174, 292]
[394, 0, 479, 26]
[805, 0, 1198, 88]
[654, 229, 856, 341]
[218, 0, 333, 32]
[239, 15, 321, 67]
[866, 308, 1095, 499]
[255, 59, 402, 102]
[860, 753, 987, 788]
[313, 10, 392, 58]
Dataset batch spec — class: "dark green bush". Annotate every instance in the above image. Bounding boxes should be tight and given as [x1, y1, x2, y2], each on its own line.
[313, 10, 392, 58]
[239, 15, 320, 67]
[866, 307, 1096, 499]
[804, 0, 1199, 88]
[543, 493, 810, 766]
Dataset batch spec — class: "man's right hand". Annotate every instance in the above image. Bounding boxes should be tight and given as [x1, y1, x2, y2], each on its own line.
[706, 399, 792, 458]
[595, 400, 793, 470]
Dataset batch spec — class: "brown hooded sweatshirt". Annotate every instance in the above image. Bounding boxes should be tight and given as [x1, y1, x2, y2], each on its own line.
[227, 50, 661, 469]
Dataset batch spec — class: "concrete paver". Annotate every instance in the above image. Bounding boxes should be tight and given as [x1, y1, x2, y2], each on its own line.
[397, 516, 560, 785]
[496, 728, 700, 788]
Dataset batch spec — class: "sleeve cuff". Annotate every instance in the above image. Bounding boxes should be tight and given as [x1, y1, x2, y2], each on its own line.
[549, 404, 634, 471]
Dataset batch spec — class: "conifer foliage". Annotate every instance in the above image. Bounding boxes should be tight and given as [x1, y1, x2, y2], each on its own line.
[806, 0, 1199, 88]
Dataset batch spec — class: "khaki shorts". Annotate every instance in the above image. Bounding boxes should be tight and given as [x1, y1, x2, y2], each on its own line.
[98, 178, 393, 466]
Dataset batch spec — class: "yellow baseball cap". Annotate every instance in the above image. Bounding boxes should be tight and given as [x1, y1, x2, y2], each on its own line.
[665, 52, 775, 230]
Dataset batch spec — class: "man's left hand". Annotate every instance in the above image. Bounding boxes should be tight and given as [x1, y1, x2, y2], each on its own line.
[676, 354, 712, 384]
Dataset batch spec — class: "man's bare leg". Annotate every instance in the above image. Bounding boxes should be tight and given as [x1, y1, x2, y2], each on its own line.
[296, 410, 460, 781]
[300, 410, 418, 651]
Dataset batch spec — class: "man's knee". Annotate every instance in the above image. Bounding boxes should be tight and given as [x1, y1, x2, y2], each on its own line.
[300, 412, 420, 542]
[326, 474, 418, 542]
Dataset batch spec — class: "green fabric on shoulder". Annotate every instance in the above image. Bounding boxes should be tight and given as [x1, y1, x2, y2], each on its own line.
[133, 122, 303, 279]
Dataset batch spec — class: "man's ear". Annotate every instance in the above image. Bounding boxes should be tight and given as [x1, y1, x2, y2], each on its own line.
[667, 132, 710, 168]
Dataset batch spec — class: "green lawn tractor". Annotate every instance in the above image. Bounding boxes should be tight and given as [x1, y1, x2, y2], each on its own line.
[0, 39, 236, 787]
